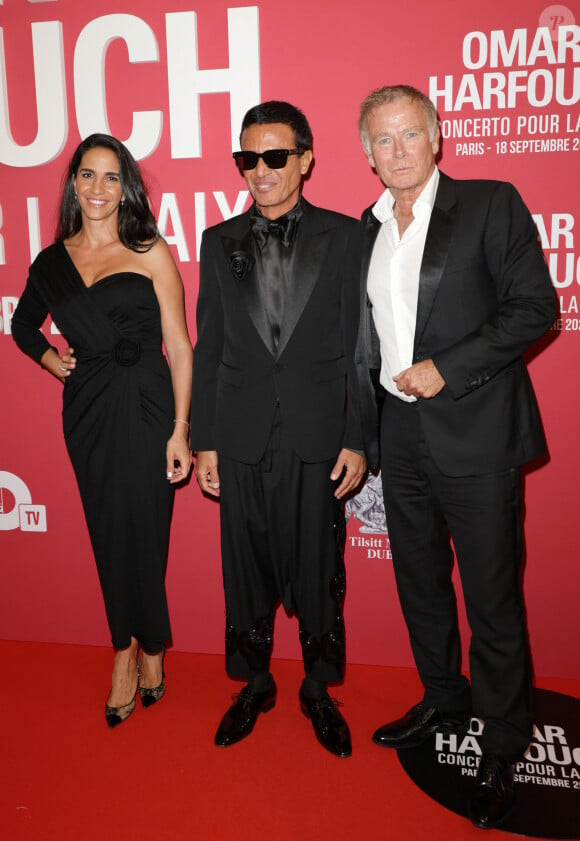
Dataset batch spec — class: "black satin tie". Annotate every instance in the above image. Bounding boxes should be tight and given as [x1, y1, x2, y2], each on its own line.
[251, 203, 303, 351]
[250, 213, 297, 249]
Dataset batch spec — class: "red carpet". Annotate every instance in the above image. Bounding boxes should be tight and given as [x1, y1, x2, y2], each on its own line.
[4, 640, 579, 841]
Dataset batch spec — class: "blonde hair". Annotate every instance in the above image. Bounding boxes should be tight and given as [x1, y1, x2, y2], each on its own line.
[359, 85, 438, 152]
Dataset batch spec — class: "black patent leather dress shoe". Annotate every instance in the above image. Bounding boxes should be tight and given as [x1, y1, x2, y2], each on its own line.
[299, 690, 352, 758]
[468, 754, 514, 829]
[372, 700, 471, 749]
[214, 680, 277, 747]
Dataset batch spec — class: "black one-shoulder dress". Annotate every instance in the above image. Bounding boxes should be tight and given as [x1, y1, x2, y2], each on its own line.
[12, 241, 173, 651]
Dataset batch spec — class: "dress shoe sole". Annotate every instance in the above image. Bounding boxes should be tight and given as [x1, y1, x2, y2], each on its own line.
[214, 696, 276, 748]
[300, 703, 352, 758]
[372, 717, 469, 750]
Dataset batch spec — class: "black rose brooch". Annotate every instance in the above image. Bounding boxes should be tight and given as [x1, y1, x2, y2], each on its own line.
[229, 251, 255, 281]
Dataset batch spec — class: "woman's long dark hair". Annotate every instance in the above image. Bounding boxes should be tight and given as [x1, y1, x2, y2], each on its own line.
[56, 133, 158, 252]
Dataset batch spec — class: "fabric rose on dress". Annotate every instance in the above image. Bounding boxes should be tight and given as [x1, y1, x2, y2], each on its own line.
[114, 338, 142, 366]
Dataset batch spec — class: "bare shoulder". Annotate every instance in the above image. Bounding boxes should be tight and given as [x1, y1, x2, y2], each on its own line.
[140, 236, 172, 264]
[137, 237, 180, 276]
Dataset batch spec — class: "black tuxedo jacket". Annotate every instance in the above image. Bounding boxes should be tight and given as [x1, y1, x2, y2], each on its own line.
[362, 171, 555, 477]
[191, 198, 378, 467]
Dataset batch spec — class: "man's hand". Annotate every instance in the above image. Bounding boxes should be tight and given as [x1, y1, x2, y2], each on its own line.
[194, 450, 220, 497]
[393, 359, 445, 399]
[330, 449, 367, 499]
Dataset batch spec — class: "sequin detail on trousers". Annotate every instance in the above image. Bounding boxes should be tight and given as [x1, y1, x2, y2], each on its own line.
[225, 614, 274, 674]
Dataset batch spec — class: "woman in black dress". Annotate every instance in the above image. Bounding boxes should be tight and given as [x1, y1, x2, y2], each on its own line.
[12, 134, 193, 727]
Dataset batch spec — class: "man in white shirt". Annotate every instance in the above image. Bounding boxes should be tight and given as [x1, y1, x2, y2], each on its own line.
[359, 84, 555, 829]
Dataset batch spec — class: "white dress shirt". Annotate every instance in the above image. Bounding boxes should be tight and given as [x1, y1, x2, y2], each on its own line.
[367, 167, 439, 402]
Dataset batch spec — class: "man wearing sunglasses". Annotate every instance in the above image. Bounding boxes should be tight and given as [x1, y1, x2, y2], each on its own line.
[191, 101, 378, 757]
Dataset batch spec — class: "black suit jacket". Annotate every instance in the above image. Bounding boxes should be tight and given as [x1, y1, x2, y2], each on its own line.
[191, 198, 378, 467]
[362, 171, 555, 477]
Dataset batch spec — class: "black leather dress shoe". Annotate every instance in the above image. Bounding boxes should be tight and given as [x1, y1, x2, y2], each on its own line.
[468, 754, 514, 829]
[299, 690, 352, 758]
[214, 680, 277, 747]
[372, 700, 470, 749]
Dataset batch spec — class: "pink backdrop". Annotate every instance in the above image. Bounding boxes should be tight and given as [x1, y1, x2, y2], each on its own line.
[1, 0, 578, 679]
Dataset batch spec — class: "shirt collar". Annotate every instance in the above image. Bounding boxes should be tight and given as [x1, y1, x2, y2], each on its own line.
[252, 195, 304, 223]
[372, 166, 439, 224]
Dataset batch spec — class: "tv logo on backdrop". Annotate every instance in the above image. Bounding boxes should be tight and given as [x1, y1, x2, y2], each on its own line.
[0, 471, 46, 532]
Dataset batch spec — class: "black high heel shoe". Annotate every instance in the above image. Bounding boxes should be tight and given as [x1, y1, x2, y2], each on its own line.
[105, 691, 137, 728]
[138, 647, 165, 708]
[105, 653, 139, 728]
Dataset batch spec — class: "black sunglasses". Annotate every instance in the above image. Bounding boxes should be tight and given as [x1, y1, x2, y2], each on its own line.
[232, 148, 304, 171]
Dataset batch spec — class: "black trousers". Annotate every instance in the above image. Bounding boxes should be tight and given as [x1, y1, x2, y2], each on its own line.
[218, 411, 346, 684]
[381, 393, 533, 760]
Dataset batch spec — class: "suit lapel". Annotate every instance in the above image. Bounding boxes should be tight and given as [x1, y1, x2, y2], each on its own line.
[221, 215, 278, 357]
[361, 209, 382, 369]
[220, 200, 336, 359]
[276, 200, 333, 358]
[361, 209, 381, 288]
[413, 173, 457, 354]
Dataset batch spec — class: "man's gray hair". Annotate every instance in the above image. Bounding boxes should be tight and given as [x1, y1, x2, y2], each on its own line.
[359, 85, 439, 153]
